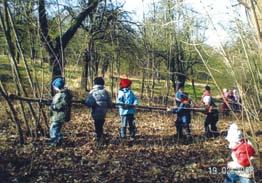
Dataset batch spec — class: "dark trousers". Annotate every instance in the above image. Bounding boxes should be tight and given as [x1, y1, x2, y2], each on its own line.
[94, 119, 105, 139]
[120, 114, 136, 138]
[176, 121, 191, 139]
[204, 112, 219, 136]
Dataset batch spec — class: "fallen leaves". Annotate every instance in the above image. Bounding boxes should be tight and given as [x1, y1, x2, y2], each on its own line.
[0, 109, 261, 182]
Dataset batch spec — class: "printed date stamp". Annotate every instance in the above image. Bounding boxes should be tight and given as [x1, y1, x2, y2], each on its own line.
[208, 166, 254, 175]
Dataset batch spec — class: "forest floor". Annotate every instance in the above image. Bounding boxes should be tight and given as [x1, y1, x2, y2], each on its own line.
[0, 108, 262, 183]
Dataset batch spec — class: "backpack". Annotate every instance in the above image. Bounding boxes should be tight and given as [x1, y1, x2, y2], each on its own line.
[64, 89, 73, 122]
[233, 140, 255, 167]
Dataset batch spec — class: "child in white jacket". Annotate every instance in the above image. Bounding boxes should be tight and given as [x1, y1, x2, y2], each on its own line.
[224, 123, 256, 183]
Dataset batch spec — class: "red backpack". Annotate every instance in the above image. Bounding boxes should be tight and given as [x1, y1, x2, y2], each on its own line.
[232, 140, 256, 167]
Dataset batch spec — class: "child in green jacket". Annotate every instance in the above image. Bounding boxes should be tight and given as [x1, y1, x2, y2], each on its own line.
[49, 77, 72, 146]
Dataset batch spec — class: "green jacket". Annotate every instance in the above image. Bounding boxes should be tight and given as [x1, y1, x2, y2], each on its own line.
[50, 89, 72, 123]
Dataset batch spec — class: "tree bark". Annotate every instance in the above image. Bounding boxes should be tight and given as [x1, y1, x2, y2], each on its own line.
[38, 0, 102, 80]
[81, 49, 90, 91]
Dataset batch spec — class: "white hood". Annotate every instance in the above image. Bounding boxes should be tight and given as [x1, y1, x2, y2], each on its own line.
[226, 123, 243, 149]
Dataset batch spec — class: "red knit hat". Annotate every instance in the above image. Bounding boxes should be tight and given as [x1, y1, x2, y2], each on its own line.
[120, 78, 132, 88]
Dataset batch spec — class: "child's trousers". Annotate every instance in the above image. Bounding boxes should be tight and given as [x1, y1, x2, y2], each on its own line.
[176, 122, 191, 139]
[94, 118, 105, 140]
[50, 121, 63, 144]
[204, 111, 219, 136]
[120, 114, 136, 138]
[224, 171, 254, 183]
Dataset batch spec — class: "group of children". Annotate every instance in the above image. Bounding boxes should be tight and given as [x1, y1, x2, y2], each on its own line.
[169, 84, 219, 140]
[48, 77, 256, 183]
[49, 76, 138, 146]
[222, 88, 241, 115]
[48, 77, 222, 145]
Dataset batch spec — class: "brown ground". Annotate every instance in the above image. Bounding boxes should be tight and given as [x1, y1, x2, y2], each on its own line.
[0, 108, 261, 183]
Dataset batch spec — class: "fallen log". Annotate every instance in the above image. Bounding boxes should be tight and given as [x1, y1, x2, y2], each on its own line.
[8, 94, 204, 111]
[7, 94, 260, 113]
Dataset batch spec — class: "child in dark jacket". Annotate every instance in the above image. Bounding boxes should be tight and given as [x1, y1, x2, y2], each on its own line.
[117, 78, 138, 141]
[168, 94, 192, 140]
[85, 77, 112, 142]
[202, 85, 219, 137]
[49, 77, 72, 146]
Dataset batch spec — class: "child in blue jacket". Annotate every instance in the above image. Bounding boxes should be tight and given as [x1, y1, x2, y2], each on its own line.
[117, 78, 138, 141]
[168, 93, 192, 140]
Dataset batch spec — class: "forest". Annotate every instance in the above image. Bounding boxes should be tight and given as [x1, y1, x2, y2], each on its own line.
[0, 0, 261, 182]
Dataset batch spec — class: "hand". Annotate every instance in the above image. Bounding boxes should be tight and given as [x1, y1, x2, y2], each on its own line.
[166, 107, 172, 112]
[123, 104, 129, 109]
[41, 100, 51, 105]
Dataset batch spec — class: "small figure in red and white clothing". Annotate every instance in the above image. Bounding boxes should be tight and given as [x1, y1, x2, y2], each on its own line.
[224, 123, 256, 183]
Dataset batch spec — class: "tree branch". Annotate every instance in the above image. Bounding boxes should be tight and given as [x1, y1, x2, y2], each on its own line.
[38, 0, 54, 56]
[55, 0, 102, 50]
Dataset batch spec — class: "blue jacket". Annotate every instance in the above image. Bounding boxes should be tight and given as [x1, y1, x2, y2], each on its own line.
[117, 88, 138, 116]
[85, 85, 112, 120]
[172, 102, 191, 125]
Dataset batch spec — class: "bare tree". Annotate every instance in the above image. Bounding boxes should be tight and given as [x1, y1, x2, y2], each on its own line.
[38, 0, 102, 83]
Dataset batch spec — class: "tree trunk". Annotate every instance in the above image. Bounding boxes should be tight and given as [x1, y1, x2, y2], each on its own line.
[38, 0, 102, 90]
[140, 67, 146, 99]
[101, 56, 109, 77]
[81, 49, 90, 91]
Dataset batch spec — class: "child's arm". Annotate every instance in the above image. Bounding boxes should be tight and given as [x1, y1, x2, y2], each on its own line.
[85, 93, 96, 107]
[167, 107, 178, 113]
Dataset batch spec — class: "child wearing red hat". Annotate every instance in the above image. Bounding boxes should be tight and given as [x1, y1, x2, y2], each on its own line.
[117, 78, 138, 141]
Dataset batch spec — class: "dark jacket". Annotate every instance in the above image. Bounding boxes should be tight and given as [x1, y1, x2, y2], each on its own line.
[172, 101, 191, 125]
[85, 85, 112, 120]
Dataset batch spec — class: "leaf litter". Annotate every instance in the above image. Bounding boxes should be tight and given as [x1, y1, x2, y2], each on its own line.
[0, 108, 261, 183]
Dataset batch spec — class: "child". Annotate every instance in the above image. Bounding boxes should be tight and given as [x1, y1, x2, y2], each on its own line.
[202, 85, 219, 137]
[168, 93, 192, 140]
[49, 77, 72, 146]
[85, 77, 112, 143]
[224, 123, 256, 183]
[117, 78, 138, 141]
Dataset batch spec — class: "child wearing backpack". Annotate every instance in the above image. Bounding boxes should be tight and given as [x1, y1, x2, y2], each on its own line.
[202, 85, 219, 137]
[117, 78, 138, 141]
[49, 77, 72, 146]
[224, 123, 256, 183]
[85, 77, 112, 143]
[168, 93, 192, 141]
